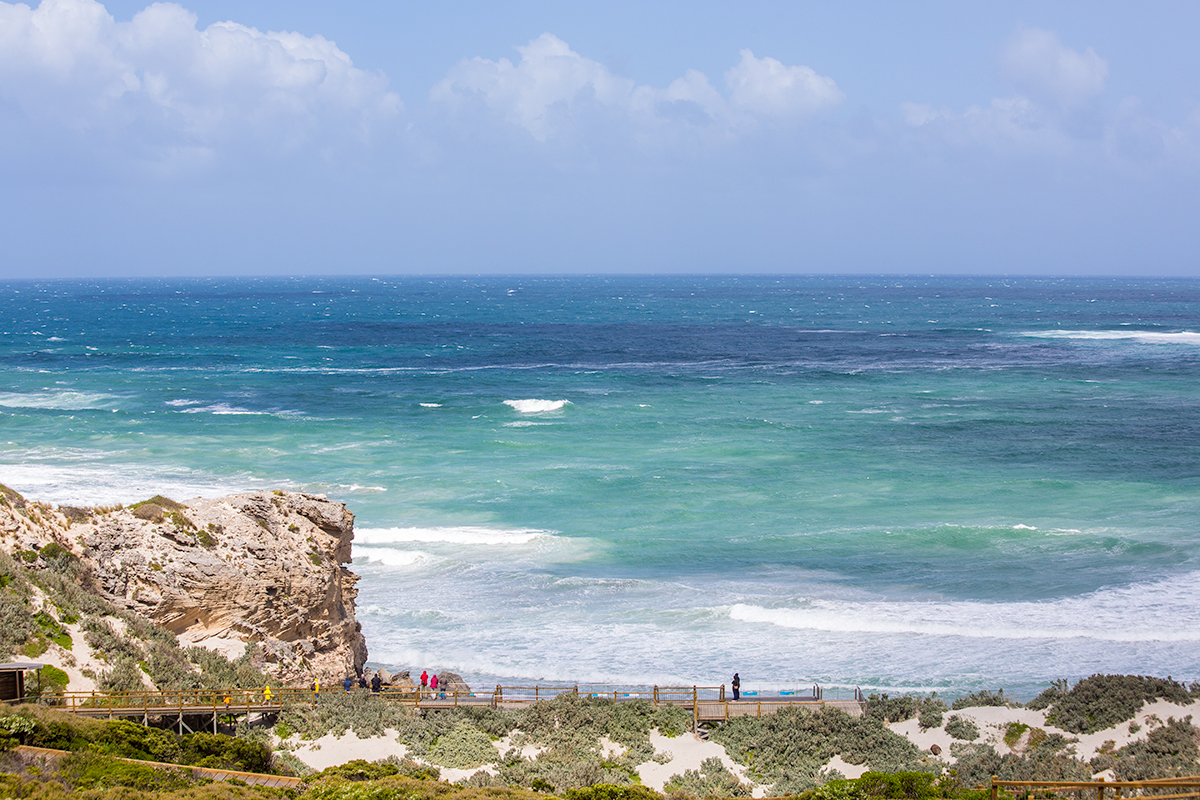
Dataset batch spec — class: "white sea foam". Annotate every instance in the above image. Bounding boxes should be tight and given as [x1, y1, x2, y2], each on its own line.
[356, 526, 554, 546]
[0, 391, 115, 410]
[1022, 330, 1200, 345]
[504, 399, 571, 413]
[179, 403, 268, 415]
[419, 403, 443, 408]
[165, 399, 202, 407]
[0, 461, 257, 507]
[356, 548, 429, 567]
[503, 421, 556, 427]
[729, 571, 1200, 643]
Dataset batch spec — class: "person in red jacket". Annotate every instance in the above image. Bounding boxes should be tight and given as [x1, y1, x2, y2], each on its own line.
[420, 670, 428, 698]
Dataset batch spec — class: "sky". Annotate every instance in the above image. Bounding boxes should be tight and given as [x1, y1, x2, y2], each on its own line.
[1, 0, 1199, 277]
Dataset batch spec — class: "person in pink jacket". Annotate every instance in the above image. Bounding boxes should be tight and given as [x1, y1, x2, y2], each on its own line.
[430, 672, 439, 698]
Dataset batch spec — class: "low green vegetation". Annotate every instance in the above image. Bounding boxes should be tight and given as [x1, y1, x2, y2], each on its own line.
[1027, 675, 1197, 734]
[944, 716, 979, 742]
[0, 706, 276, 774]
[950, 690, 1012, 711]
[709, 704, 937, 795]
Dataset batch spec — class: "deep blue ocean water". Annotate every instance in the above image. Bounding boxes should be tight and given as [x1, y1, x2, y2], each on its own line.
[3, 275, 1199, 699]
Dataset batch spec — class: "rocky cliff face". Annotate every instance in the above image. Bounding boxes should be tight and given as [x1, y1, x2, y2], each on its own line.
[0, 485, 367, 685]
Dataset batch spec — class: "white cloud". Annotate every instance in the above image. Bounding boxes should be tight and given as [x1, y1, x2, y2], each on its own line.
[725, 49, 844, 117]
[431, 34, 842, 142]
[900, 28, 1117, 159]
[0, 0, 401, 163]
[1001, 27, 1108, 106]
[430, 32, 634, 141]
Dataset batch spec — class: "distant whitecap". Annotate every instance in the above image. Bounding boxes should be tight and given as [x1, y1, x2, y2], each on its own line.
[504, 399, 571, 413]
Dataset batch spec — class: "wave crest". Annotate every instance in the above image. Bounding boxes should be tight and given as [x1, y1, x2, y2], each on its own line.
[729, 572, 1200, 643]
[356, 526, 554, 546]
[504, 399, 571, 413]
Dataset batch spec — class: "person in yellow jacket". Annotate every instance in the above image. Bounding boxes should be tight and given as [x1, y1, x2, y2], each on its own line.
[263, 685, 273, 703]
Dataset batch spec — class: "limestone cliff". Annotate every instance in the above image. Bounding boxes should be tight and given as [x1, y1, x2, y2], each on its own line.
[0, 485, 367, 686]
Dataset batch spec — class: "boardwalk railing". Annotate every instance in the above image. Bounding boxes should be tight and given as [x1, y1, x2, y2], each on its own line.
[991, 777, 1200, 800]
[32, 683, 862, 729]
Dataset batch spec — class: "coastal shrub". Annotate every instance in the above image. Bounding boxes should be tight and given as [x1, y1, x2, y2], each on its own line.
[37, 541, 79, 574]
[565, 784, 664, 800]
[866, 695, 920, 724]
[497, 750, 636, 793]
[944, 716, 979, 741]
[512, 694, 686, 756]
[951, 690, 1012, 710]
[184, 644, 270, 689]
[1026, 679, 1069, 711]
[866, 695, 948, 729]
[426, 721, 500, 769]
[92, 719, 182, 762]
[34, 610, 72, 649]
[1039, 675, 1192, 734]
[1107, 716, 1200, 781]
[36, 665, 70, 694]
[180, 731, 274, 773]
[83, 617, 147, 664]
[0, 555, 38, 658]
[949, 739, 1090, 788]
[281, 687, 415, 740]
[313, 760, 401, 782]
[56, 749, 195, 792]
[709, 705, 935, 793]
[664, 756, 751, 798]
[918, 702, 947, 731]
[98, 656, 148, 691]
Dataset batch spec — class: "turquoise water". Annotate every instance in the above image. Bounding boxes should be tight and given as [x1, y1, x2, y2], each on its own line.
[3, 275, 1199, 698]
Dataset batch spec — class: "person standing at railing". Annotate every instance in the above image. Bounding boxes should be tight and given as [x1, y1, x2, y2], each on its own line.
[420, 670, 428, 699]
[263, 685, 273, 704]
[430, 672, 439, 699]
[731, 673, 740, 702]
[371, 672, 382, 694]
[312, 679, 320, 703]
[343, 675, 352, 693]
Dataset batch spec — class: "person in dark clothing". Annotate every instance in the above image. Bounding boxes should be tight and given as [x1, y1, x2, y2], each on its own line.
[343, 675, 352, 693]
[731, 673, 740, 701]
[358, 672, 368, 689]
[371, 672, 382, 693]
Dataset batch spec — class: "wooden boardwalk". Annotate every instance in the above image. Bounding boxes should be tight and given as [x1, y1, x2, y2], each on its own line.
[31, 684, 865, 731]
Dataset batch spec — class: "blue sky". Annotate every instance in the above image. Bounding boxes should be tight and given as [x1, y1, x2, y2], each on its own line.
[1, 0, 1198, 277]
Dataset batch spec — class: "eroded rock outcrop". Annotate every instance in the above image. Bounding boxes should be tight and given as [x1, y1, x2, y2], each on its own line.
[0, 484, 367, 685]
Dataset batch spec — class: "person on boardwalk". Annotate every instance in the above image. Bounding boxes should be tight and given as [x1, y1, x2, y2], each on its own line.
[420, 670, 428, 698]
[263, 685, 273, 703]
[311, 679, 320, 703]
[731, 673, 740, 702]
[371, 672, 382, 694]
[343, 675, 352, 693]
[430, 672, 439, 698]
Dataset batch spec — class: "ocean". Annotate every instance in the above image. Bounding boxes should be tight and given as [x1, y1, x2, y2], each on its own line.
[2, 275, 1199, 700]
